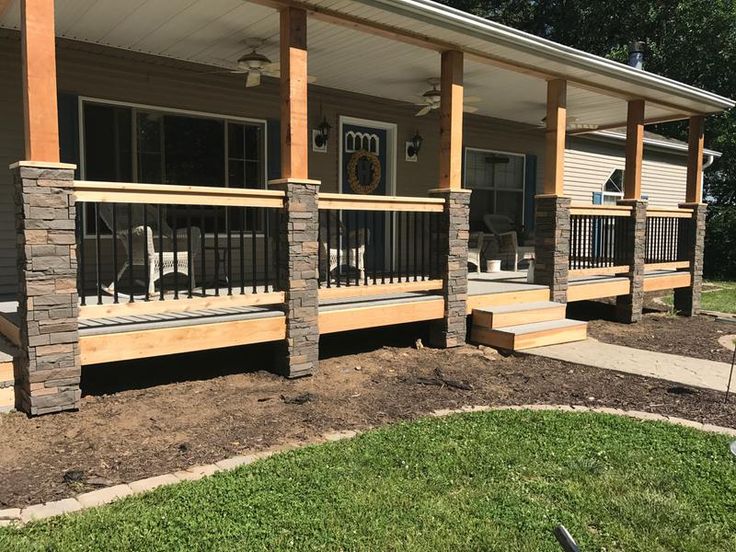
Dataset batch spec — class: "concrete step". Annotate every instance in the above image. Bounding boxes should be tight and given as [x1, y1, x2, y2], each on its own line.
[471, 318, 588, 351]
[472, 301, 566, 329]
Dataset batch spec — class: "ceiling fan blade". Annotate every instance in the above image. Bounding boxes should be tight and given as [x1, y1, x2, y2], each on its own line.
[415, 106, 432, 117]
[463, 105, 479, 114]
[246, 71, 261, 88]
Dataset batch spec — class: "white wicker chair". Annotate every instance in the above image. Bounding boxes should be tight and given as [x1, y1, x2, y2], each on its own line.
[468, 231, 484, 273]
[98, 204, 201, 296]
[320, 213, 370, 281]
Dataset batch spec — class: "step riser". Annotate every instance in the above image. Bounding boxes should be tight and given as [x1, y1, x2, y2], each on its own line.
[474, 305, 567, 329]
[471, 324, 587, 351]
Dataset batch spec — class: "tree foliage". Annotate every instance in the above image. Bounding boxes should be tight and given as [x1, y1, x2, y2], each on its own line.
[440, 0, 736, 277]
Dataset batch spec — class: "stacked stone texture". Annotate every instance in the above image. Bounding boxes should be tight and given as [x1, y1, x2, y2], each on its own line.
[429, 190, 470, 348]
[534, 196, 570, 303]
[674, 203, 707, 316]
[615, 200, 647, 323]
[12, 164, 80, 415]
[272, 180, 320, 377]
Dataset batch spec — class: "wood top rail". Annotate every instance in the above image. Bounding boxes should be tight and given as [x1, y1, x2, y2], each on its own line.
[645, 207, 694, 218]
[318, 193, 445, 213]
[570, 204, 632, 217]
[72, 181, 286, 209]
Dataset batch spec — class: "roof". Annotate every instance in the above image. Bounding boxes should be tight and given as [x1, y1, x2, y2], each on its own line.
[590, 129, 722, 158]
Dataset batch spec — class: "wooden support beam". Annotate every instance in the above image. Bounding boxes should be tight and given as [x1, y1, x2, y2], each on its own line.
[543, 79, 567, 196]
[280, 6, 309, 180]
[623, 99, 645, 199]
[685, 115, 705, 203]
[20, 0, 60, 162]
[438, 50, 464, 190]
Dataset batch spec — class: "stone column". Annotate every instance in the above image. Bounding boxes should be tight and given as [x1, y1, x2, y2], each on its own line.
[11, 161, 81, 415]
[270, 178, 321, 377]
[674, 202, 707, 316]
[428, 189, 471, 348]
[615, 199, 647, 323]
[533, 195, 570, 303]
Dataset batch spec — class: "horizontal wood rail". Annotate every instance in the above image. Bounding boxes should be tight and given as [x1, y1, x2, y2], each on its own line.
[319, 279, 443, 300]
[569, 265, 630, 278]
[570, 204, 632, 217]
[644, 261, 690, 271]
[645, 207, 694, 218]
[73, 181, 285, 208]
[318, 193, 445, 212]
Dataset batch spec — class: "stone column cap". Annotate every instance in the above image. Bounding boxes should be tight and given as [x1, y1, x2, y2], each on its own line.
[269, 178, 322, 187]
[534, 194, 571, 199]
[428, 187, 472, 195]
[678, 202, 708, 208]
[10, 160, 77, 171]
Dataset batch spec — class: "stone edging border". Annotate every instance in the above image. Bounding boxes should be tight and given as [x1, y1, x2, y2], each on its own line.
[2, 404, 735, 527]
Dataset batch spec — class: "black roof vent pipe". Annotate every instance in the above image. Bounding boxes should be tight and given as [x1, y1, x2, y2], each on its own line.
[628, 41, 646, 70]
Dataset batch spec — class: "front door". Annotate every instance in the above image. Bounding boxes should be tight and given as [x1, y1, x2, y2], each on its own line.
[340, 122, 391, 275]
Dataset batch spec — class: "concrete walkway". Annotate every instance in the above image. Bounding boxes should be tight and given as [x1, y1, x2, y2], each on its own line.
[525, 338, 734, 393]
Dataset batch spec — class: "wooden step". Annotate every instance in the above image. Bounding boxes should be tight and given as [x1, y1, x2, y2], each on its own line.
[0, 338, 17, 412]
[471, 319, 587, 351]
[472, 301, 566, 329]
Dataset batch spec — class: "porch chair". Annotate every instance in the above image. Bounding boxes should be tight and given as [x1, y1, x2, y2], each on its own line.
[468, 231, 484, 273]
[319, 212, 371, 282]
[483, 214, 533, 272]
[98, 204, 201, 296]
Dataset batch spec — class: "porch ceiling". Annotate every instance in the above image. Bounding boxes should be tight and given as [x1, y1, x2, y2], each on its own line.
[1, 0, 731, 130]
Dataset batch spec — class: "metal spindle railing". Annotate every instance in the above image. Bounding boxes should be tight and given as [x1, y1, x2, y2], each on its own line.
[569, 213, 630, 270]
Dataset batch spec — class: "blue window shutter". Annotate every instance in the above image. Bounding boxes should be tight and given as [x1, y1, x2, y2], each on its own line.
[524, 154, 537, 230]
[57, 93, 80, 177]
[267, 119, 280, 182]
[592, 191, 603, 205]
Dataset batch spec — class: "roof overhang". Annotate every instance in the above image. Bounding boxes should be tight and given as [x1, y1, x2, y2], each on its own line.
[585, 130, 722, 158]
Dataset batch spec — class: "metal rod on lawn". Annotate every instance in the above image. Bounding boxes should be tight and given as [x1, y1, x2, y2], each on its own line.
[725, 342, 735, 403]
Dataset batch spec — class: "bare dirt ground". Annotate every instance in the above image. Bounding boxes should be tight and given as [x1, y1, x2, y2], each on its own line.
[2, 320, 736, 509]
[569, 299, 736, 363]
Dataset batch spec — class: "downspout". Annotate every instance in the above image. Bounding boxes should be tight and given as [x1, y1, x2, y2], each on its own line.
[700, 154, 716, 203]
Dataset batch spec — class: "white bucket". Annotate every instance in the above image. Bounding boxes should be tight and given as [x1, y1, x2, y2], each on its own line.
[526, 259, 535, 283]
[486, 259, 502, 273]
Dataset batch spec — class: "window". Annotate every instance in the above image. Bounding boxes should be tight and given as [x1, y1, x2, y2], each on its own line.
[602, 169, 624, 205]
[464, 148, 525, 232]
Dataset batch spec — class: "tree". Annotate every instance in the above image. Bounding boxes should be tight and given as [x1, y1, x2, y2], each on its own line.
[440, 0, 736, 277]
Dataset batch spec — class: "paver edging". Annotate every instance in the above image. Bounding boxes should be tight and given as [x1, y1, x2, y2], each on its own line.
[1, 408, 734, 527]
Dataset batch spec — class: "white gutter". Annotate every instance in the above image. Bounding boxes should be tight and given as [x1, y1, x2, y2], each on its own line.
[356, 0, 736, 112]
[703, 154, 716, 170]
[592, 129, 722, 158]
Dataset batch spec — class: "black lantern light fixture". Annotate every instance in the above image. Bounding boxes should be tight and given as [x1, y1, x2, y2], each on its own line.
[314, 116, 332, 148]
[407, 130, 424, 158]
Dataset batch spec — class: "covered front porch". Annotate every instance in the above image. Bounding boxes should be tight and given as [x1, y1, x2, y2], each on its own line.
[1, 0, 731, 414]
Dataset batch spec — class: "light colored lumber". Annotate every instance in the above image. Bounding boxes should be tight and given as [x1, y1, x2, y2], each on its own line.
[569, 265, 630, 278]
[686, 115, 705, 203]
[471, 319, 587, 350]
[643, 272, 692, 292]
[73, 181, 285, 208]
[319, 280, 442, 300]
[0, 315, 20, 348]
[543, 79, 567, 196]
[472, 302, 566, 329]
[318, 298, 444, 334]
[624, 99, 645, 199]
[79, 292, 285, 320]
[570, 205, 632, 217]
[318, 193, 445, 212]
[79, 315, 286, 365]
[438, 50, 464, 191]
[645, 208, 694, 218]
[644, 261, 690, 271]
[466, 288, 550, 314]
[0, 361, 14, 383]
[567, 279, 630, 302]
[21, 0, 60, 162]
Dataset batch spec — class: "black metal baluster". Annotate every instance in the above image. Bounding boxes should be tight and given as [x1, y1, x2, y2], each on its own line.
[326, 211, 332, 288]
[372, 210, 378, 286]
[318, 211, 323, 289]
[213, 206, 219, 296]
[421, 212, 426, 281]
[264, 208, 270, 293]
[275, 211, 281, 292]
[336, 210, 342, 288]
[171, 204, 178, 300]
[345, 210, 351, 287]
[187, 205, 193, 299]
[143, 204, 150, 301]
[363, 211, 368, 287]
[127, 203, 135, 303]
[200, 206, 207, 298]
[226, 206, 232, 296]
[240, 209, 245, 295]
[111, 204, 118, 304]
[354, 211, 359, 287]
[94, 204, 101, 305]
[389, 212, 394, 284]
[397, 211, 403, 282]
[413, 211, 418, 282]
[77, 204, 86, 306]
[158, 205, 164, 301]
[251, 207, 257, 294]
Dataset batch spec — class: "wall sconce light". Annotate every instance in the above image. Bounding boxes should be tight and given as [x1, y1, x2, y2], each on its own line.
[405, 130, 423, 161]
[312, 116, 331, 152]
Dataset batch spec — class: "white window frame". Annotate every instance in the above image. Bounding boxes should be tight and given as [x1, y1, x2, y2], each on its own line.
[602, 168, 625, 204]
[463, 147, 526, 225]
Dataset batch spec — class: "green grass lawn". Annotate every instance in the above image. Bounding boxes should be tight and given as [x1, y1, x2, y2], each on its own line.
[662, 280, 736, 314]
[2, 410, 736, 551]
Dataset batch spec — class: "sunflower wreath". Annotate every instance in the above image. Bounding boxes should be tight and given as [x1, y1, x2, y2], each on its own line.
[347, 150, 382, 194]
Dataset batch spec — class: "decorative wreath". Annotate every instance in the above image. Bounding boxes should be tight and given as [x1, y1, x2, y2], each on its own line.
[347, 150, 382, 194]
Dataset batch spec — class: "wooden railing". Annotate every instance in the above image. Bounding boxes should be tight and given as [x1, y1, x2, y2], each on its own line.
[317, 193, 445, 298]
[644, 207, 694, 270]
[73, 182, 287, 318]
[568, 204, 632, 276]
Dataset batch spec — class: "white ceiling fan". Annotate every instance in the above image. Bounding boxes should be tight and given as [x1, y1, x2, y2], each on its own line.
[413, 78, 481, 117]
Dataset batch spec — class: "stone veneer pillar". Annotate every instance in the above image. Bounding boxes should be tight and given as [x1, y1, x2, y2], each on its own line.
[615, 200, 647, 323]
[11, 161, 81, 415]
[533, 195, 570, 303]
[428, 189, 471, 348]
[269, 178, 321, 377]
[674, 202, 707, 316]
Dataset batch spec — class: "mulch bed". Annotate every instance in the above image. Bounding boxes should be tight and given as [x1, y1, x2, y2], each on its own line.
[2, 322, 736, 509]
[569, 300, 736, 363]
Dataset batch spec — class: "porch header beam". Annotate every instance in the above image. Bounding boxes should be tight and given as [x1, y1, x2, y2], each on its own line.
[20, 0, 60, 162]
[438, 50, 464, 190]
[623, 99, 645, 199]
[685, 115, 705, 203]
[280, 6, 309, 180]
[543, 79, 566, 196]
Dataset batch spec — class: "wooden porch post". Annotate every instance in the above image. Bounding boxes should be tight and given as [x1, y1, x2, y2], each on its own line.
[280, 6, 309, 180]
[21, 0, 60, 162]
[543, 79, 566, 196]
[685, 115, 705, 203]
[438, 50, 464, 190]
[623, 99, 645, 200]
